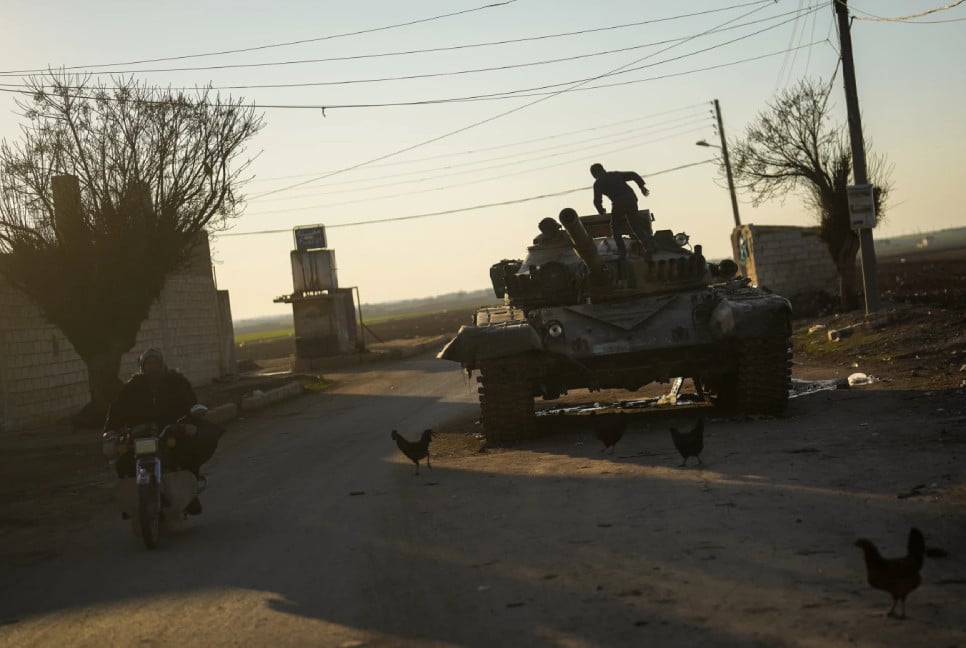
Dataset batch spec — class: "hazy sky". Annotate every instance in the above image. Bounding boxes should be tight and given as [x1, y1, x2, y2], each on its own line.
[2, 1, 964, 319]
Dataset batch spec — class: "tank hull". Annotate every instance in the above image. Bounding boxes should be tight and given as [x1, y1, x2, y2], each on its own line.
[438, 211, 793, 443]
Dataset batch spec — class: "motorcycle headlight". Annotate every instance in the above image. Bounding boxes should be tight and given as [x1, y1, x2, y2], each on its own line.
[547, 321, 564, 338]
[134, 437, 159, 455]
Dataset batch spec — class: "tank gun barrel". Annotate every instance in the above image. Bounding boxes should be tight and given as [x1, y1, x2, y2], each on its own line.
[559, 208, 609, 286]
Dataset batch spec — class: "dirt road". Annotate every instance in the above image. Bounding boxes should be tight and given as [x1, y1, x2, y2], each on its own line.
[1, 352, 964, 647]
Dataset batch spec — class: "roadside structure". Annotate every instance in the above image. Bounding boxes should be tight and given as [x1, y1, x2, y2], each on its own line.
[274, 225, 360, 371]
[0, 236, 235, 431]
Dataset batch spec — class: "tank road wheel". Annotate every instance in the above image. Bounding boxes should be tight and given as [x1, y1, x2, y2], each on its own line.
[725, 335, 792, 414]
[477, 355, 538, 445]
[736, 335, 793, 414]
[719, 335, 792, 415]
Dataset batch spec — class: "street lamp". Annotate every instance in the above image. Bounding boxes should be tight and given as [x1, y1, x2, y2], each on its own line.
[697, 99, 741, 229]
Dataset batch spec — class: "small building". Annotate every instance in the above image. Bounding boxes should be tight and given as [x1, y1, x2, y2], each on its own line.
[731, 224, 839, 315]
[0, 235, 236, 431]
[274, 226, 359, 371]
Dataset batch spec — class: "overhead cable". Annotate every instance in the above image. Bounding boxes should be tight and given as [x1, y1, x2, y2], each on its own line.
[247, 0, 776, 200]
[249, 102, 707, 182]
[243, 126, 712, 215]
[0, 1, 519, 74]
[216, 160, 715, 236]
[0, 0, 773, 77]
[850, 0, 966, 22]
[0, 5, 821, 92]
[249, 113, 710, 198]
[247, 120, 712, 206]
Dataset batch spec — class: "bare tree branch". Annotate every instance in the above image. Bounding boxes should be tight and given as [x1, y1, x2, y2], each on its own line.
[0, 71, 264, 423]
[728, 78, 893, 310]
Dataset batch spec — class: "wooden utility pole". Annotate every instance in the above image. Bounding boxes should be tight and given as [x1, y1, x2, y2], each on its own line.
[834, 0, 880, 313]
[713, 99, 742, 229]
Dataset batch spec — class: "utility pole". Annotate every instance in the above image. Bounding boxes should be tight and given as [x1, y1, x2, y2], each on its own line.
[713, 99, 742, 229]
[834, 0, 880, 313]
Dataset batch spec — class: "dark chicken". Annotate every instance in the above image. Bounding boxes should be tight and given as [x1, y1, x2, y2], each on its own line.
[854, 527, 925, 619]
[670, 418, 704, 467]
[391, 429, 435, 475]
[591, 412, 625, 454]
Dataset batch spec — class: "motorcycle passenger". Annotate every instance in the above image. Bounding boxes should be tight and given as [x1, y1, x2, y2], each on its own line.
[102, 348, 204, 515]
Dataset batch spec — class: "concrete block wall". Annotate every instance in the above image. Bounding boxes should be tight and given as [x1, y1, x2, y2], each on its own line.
[0, 283, 90, 429]
[732, 224, 839, 308]
[152, 274, 223, 385]
[0, 238, 231, 431]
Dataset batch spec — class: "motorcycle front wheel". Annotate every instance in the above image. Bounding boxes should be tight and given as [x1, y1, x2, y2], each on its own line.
[138, 480, 161, 549]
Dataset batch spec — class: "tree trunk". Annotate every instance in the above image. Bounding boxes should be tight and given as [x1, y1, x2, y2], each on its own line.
[837, 260, 859, 311]
[72, 348, 125, 429]
[833, 235, 861, 311]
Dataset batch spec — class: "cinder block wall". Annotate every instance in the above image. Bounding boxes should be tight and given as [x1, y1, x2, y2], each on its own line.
[0, 238, 230, 431]
[0, 286, 90, 430]
[731, 224, 839, 308]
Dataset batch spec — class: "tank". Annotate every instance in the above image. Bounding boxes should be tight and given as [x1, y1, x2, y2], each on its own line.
[438, 208, 793, 444]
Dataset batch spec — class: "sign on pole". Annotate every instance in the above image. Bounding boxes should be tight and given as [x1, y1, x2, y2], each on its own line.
[847, 184, 877, 230]
[293, 225, 327, 251]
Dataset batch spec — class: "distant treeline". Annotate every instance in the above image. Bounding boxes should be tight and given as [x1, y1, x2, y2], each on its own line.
[234, 287, 494, 333]
[875, 226, 966, 258]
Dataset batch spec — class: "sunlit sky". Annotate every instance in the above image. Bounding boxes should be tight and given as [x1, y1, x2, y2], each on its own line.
[2, 1, 964, 319]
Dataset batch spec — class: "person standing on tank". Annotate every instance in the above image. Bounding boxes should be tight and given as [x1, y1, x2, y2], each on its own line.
[590, 162, 655, 257]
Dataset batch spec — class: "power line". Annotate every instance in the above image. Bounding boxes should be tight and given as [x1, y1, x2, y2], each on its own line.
[216, 159, 715, 236]
[802, 1, 822, 76]
[249, 102, 707, 183]
[850, 0, 966, 22]
[248, 1, 778, 200]
[0, 2, 518, 74]
[775, 0, 809, 89]
[0, 5, 820, 93]
[427, 41, 824, 105]
[0, 45, 821, 112]
[246, 126, 712, 215]
[0, 9, 823, 113]
[0, 1, 773, 77]
[246, 122, 712, 209]
[785, 2, 819, 84]
[249, 113, 710, 199]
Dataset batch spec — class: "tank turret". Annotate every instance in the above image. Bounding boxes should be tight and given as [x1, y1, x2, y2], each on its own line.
[559, 207, 609, 286]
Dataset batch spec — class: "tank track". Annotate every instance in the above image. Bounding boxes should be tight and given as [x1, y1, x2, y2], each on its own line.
[476, 355, 539, 445]
[732, 334, 793, 414]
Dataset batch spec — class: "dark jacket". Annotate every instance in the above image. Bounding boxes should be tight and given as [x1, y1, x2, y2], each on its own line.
[104, 370, 198, 431]
[593, 170, 646, 213]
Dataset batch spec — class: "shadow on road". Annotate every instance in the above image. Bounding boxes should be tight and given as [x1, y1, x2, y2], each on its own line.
[1, 381, 964, 647]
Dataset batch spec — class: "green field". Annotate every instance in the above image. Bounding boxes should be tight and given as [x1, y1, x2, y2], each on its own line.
[235, 308, 464, 345]
[235, 327, 295, 345]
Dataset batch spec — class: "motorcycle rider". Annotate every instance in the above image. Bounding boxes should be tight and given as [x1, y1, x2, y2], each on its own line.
[102, 348, 205, 515]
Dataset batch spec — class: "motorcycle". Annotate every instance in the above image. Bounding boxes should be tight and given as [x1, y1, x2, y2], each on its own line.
[104, 404, 210, 549]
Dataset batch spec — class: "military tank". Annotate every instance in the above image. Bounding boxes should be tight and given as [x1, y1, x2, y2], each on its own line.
[438, 208, 792, 444]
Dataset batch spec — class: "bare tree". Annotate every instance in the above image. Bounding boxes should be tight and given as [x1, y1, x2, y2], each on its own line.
[729, 78, 891, 310]
[0, 72, 264, 426]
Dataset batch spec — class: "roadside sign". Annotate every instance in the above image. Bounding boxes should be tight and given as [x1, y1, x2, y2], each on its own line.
[847, 184, 877, 229]
[293, 225, 327, 251]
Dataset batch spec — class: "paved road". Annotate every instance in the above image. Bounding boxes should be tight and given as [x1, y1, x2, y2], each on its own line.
[2, 352, 965, 647]
[0, 354, 493, 647]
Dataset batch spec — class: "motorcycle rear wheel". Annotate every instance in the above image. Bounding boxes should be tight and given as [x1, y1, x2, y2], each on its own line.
[138, 481, 161, 549]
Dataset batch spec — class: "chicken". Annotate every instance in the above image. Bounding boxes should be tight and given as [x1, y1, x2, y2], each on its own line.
[854, 527, 925, 619]
[670, 418, 704, 467]
[391, 429, 435, 475]
[591, 411, 625, 454]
